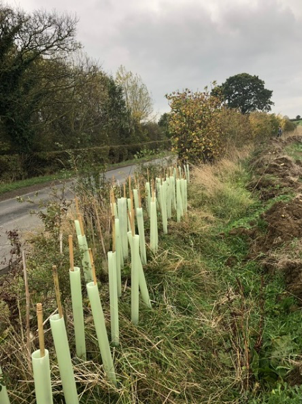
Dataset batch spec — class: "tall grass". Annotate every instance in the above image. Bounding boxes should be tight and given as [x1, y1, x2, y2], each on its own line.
[1, 144, 302, 403]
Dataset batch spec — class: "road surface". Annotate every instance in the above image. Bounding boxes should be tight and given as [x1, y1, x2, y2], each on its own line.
[0, 158, 172, 272]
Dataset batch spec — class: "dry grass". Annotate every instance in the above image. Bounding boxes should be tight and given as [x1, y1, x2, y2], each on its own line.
[3, 138, 302, 403]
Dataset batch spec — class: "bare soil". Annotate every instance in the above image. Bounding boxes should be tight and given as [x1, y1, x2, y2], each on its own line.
[231, 133, 302, 301]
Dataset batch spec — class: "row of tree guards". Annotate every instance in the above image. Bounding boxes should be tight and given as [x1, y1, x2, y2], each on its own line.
[0, 164, 190, 404]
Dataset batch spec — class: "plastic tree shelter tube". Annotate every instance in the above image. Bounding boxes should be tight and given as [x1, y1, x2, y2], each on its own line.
[186, 164, 190, 183]
[117, 197, 128, 259]
[32, 303, 53, 404]
[32, 350, 53, 404]
[138, 258, 151, 308]
[127, 198, 132, 231]
[115, 217, 122, 296]
[69, 267, 86, 360]
[150, 197, 158, 253]
[145, 181, 151, 215]
[50, 315, 79, 404]
[170, 175, 176, 211]
[128, 232, 140, 324]
[166, 177, 172, 219]
[136, 207, 147, 265]
[77, 234, 93, 282]
[74, 219, 82, 237]
[160, 182, 168, 234]
[181, 178, 188, 213]
[176, 178, 183, 222]
[0, 366, 10, 404]
[108, 251, 119, 345]
[86, 282, 117, 384]
[133, 188, 139, 211]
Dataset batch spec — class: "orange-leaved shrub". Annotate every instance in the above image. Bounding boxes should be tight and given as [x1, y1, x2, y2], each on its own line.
[166, 89, 224, 163]
[166, 87, 295, 164]
[248, 112, 281, 140]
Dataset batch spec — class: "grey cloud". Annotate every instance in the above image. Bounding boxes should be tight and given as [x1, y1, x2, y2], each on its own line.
[102, 0, 302, 115]
[6, 0, 302, 116]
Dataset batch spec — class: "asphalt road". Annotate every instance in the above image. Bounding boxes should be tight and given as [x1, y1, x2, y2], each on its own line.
[0, 157, 172, 272]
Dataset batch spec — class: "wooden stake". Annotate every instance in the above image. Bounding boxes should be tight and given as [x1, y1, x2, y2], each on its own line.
[128, 211, 135, 237]
[68, 235, 74, 271]
[37, 303, 45, 358]
[92, 200, 107, 260]
[52, 265, 63, 318]
[110, 189, 115, 217]
[89, 215, 96, 251]
[75, 196, 80, 215]
[130, 186, 135, 223]
[59, 232, 63, 254]
[123, 183, 126, 198]
[89, 248, 97, 285]
[112, 216, 116, 253]
[128, 176, 132, 199]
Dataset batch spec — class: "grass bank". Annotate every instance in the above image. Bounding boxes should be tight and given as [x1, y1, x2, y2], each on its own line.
[1, 140, 302, 403]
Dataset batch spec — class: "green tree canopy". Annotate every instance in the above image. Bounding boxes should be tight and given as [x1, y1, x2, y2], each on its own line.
[158, 112, 171, 138]
[115, 65, 153, 123]
[214, 73, 274, 114]
[0, 5, 79, 153]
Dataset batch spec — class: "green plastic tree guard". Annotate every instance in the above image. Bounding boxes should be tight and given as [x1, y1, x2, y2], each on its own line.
[115, 217, 122, 297]
[127, 198, 132, 231]
[166, 177, 172, 219]
[74, 220, 82, 237]
[150, 198, 158, 252]
[0, 366, 10, 404]
[145, 181, 151, 215]
[136, 207, 147, 265]
[160, 182, 168, 234]
[170, 175, 176, 211]
[128, 232, 140, 324]
[50, 314, 79, 404]
[69, 267, 86, 360]
[86, 282, 117, 385]
[77, 234, 93, 282]
[133, 189, 139, 211]
[108, 251, 119, 345]
[117, 197, 128, 259]
[176, 179, 183, 222]
[138, 257, 151, 308]
[186, 164, 190, 183]
[32, 349, 53, 404]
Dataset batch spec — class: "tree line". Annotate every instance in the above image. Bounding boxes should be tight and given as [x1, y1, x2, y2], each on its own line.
[164, 74, 296, 163]
[0, 4, 164, 178]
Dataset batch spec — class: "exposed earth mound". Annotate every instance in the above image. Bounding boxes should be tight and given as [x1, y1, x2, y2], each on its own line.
[233, 135, 302, 300]
[248, 138, 302, 200]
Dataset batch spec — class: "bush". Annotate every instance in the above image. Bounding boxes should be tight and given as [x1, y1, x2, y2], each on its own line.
[282, 118, 297, 132]
[0, 155, 24, 182]
[249, 112, 282, 140]
[218, 108, 251, 149]
[166, 88, 224, 163]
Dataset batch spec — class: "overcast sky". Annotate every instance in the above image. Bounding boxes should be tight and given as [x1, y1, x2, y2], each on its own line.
[5, 0, 302, 119]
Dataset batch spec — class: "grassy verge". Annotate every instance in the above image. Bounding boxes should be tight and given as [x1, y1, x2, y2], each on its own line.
[1, 145, 302, 402]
